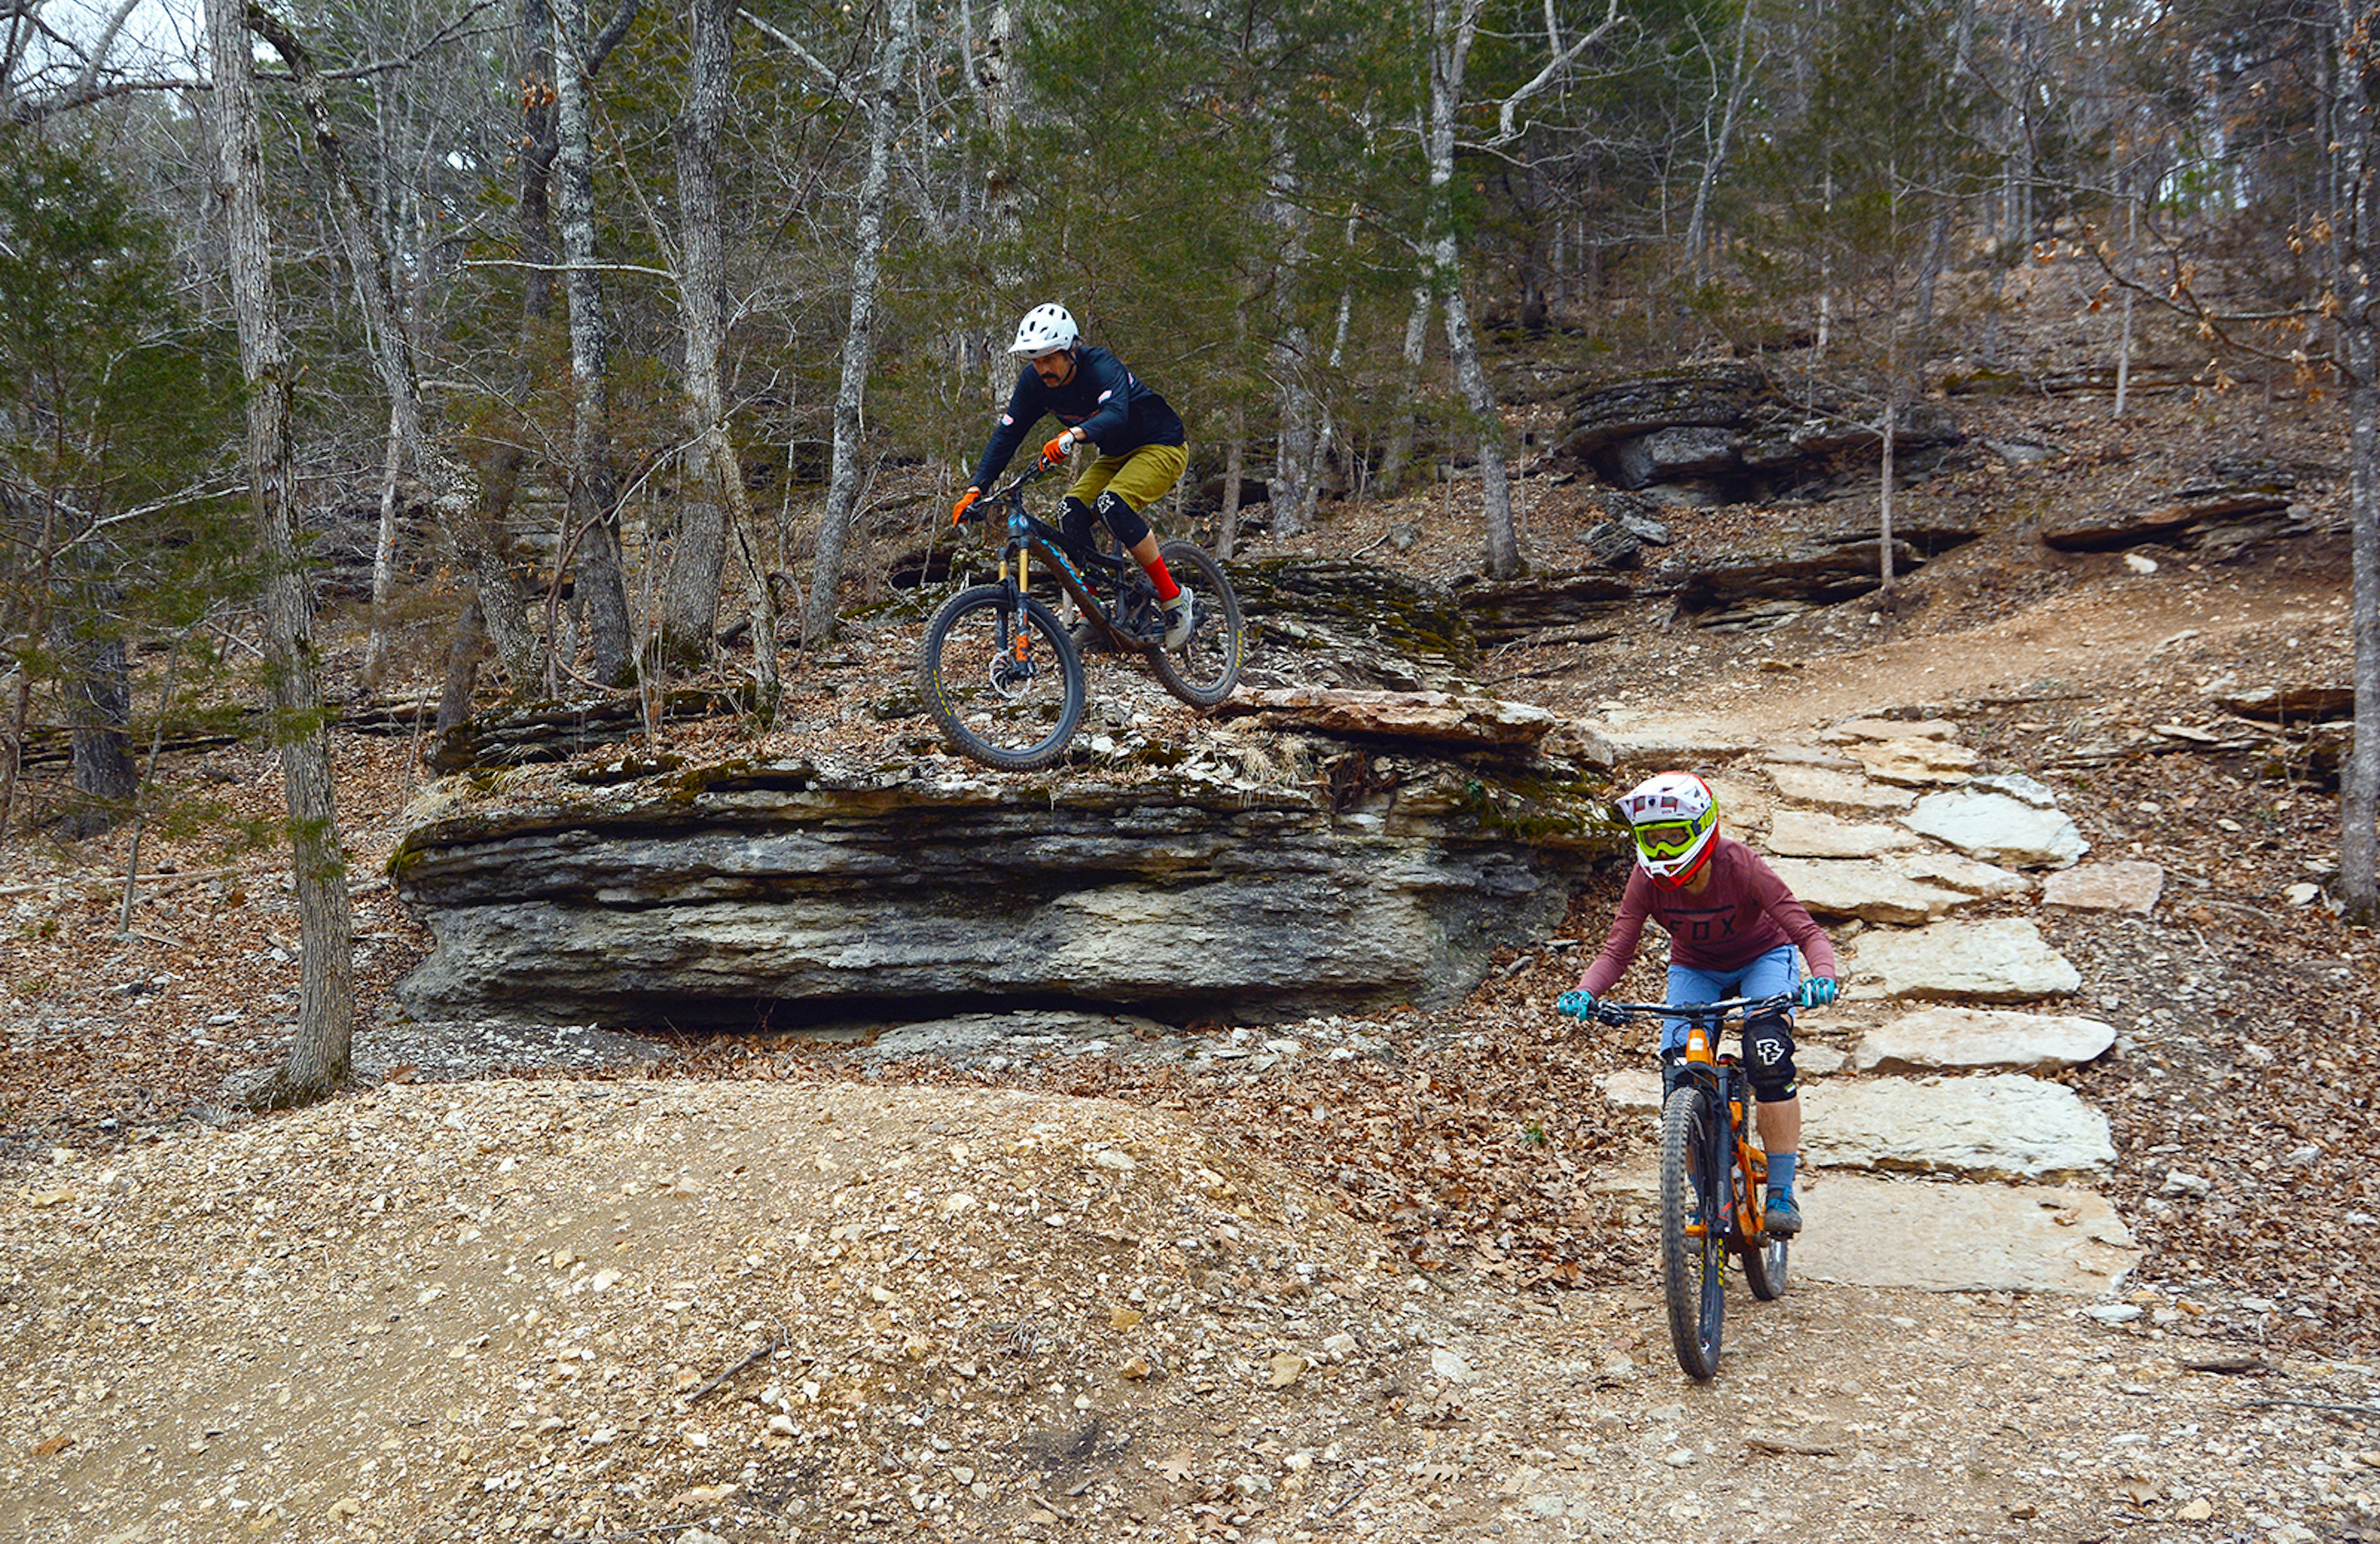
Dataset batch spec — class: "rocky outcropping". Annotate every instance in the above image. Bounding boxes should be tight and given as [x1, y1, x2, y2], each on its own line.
[391, 746, 1623, 1030]
[2038, 462, 2314, 558]
[1558, 365, 1966, 503]
[1232, 560, 1481, 692]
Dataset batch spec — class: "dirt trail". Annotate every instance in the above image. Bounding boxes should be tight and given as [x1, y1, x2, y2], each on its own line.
[2, 1080, 2371, 1544]
[1627, 564, 2346, 743]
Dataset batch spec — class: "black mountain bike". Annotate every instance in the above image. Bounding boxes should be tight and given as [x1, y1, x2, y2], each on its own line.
[1591, 994, 1799, 1380]
[920, 462, 1244, 770]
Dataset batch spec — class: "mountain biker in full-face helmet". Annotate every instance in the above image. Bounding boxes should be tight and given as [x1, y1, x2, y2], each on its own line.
[1555, 770, 1841, 1236]
[951, 304, 1196, 650]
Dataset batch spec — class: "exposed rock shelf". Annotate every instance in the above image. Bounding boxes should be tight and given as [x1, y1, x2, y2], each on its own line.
[391, 750, 1623, 1030]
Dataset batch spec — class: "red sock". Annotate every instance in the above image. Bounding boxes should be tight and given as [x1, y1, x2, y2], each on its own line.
[1144, 555, 1180, 602]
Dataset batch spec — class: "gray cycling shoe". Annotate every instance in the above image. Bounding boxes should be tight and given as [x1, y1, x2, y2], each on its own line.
[1161, 586, 1196, 650]
[1067, 618, 1113, 655]
[1763, 1189, 1802, 1236]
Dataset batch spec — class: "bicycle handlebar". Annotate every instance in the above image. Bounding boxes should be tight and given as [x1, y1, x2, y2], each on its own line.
[955, 461, 1055, 526]
[1589, 992, 1798, 1026]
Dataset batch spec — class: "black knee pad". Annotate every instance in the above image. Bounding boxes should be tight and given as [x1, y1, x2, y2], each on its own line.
[1059, 496, 1100, 560]
[1095, 488, 1152, 549]
[1743, 1010, 1798, 1102]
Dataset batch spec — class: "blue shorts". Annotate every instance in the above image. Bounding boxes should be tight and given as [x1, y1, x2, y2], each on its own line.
[1662, 943, 1800, 1054]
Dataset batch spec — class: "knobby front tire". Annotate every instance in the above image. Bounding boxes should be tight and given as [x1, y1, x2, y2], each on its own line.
[1740, 1150, 1789, 1302]
[1660, 1085, 1726, 1381]
[1146, 539, 1244, 708]
[919, 585, 1085, 770]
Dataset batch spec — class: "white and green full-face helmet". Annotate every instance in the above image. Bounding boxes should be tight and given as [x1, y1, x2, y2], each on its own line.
[1618, 770, 1718, 889]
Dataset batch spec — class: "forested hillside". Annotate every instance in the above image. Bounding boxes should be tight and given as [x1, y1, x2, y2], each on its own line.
[2, 0, 2376, 1100]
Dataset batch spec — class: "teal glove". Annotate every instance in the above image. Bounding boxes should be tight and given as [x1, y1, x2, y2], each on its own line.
[1556, 989, 1597, 1020]
[1798, 976, 1839, 1008]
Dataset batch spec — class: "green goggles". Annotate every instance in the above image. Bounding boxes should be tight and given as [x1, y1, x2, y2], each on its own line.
[1633, 817, 1707, 858]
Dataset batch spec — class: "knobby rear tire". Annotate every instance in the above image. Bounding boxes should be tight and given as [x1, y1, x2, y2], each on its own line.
[1660, 1085, 1726, 1381]
[919, 585, 1085, 770]
[1145, 539, 1244, 708]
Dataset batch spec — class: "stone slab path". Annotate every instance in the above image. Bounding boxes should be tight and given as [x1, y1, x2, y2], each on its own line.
[1597, 712, 2141, 1299]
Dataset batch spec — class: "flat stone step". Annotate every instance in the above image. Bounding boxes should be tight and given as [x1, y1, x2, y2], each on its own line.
[1768, 857, 1977, 924]
[1802, 1072, 2115, 1181]
[1846, 737, 1981, 787]
[1848, 917, 2082, 1002]
[1765, 808, 1919, 857]
[1893, 850, 2030, 899]
[1586, 1168, 2135, 1296]
[1766, 762, 1917, 811]
[1853, 1007, 2116, 1074]
[1792, 1176, 2135, 1295]
[1901, 788, 2089, 869]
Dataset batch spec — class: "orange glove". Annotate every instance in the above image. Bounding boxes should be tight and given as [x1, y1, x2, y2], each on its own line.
[951, 487, 980, 524]
[1040, 431, 1075, 468]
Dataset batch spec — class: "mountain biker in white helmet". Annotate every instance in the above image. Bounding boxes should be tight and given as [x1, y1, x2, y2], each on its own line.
[1555, 770, 1840, 1236]
[951, 303, 1196, 650]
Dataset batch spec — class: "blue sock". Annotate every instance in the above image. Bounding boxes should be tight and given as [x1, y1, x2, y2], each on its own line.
[1767, 1154, 1798, 1194]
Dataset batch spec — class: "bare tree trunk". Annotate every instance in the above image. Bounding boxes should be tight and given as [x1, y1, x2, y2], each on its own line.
[456, 0, 565, 695]
[805, 0, 915, 648]
[674, 0, 782, 717]
[2113, 194, 2137, 420]
[435, 596, 485, 735]
[1271, 324, 1313, 541]
[64, 622, 135, 836]
[249, 4, 433, 692]
[553, 0, 637, 687]
[205, 0, 355, 1107]
[365, 403, 405, 687]
[2337, 0, 2380, 917]
[1217, 413, 1245, 560]
[1877, 394, 1898, 594]
[1685, 0, 1757, 288]
[1375, 282, 1430, 498]
[659, 0, 734, 668]
[1425, 0, 1520, 578]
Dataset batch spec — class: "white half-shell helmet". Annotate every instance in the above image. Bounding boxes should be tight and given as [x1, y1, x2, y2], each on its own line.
[1008, 302, 1079, 358]
[1619, 770, 1719, 889]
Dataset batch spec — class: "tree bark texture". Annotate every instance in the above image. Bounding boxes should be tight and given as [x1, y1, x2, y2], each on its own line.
[658, 0, 735, 667]
[205, 0, 356, 1105]
[247, 6, 433, 694]
[674, 0, 781, 718]
[64, 623, 134, 836]
[1425, 0, 1520, 580]
[804, 0, 915, 649]
[1375, 283, 1430, 498]
[2337, 0, 2379, 916]
[553, 0, 635, 688]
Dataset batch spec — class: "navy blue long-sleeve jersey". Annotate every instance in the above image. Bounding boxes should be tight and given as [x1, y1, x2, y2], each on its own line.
[968, 345, 1185, 490]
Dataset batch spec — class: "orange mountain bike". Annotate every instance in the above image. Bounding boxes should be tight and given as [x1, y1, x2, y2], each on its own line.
[1591, 993, 1796, 1380]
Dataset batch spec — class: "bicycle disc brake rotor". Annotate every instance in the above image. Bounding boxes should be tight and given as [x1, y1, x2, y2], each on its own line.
[984, 650, 1038, 699]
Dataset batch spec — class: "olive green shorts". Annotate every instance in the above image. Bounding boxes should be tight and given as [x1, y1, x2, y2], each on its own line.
[1067, 441, 1188, 514]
